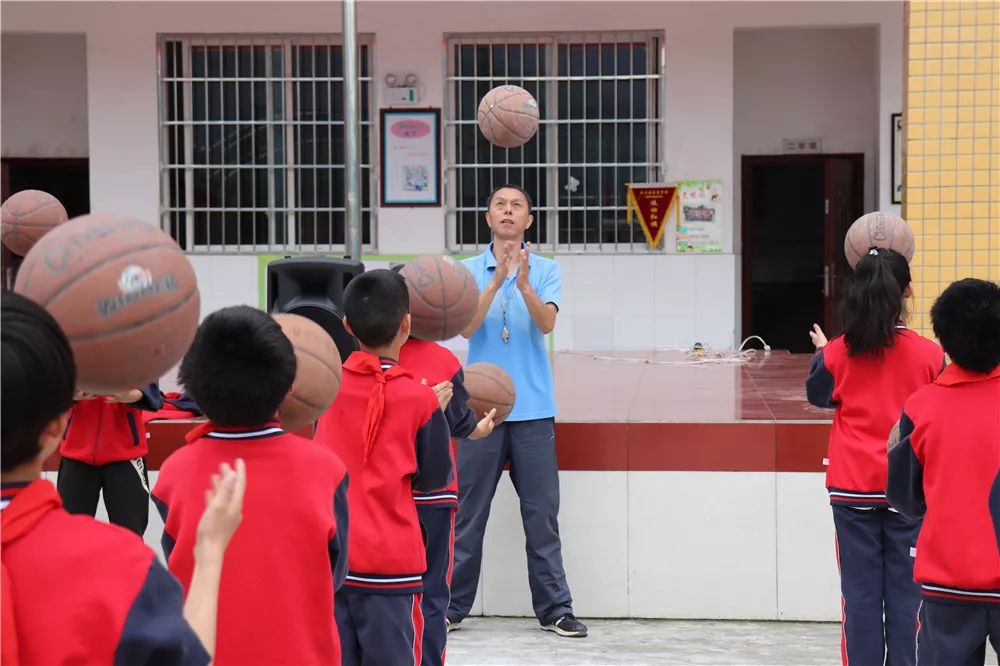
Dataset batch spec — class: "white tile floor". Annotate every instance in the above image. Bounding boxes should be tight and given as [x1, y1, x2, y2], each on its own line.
[446, 617, 1000, 666]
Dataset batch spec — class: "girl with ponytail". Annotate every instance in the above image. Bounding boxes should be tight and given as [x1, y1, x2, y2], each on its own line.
[806, 247, 945, 666]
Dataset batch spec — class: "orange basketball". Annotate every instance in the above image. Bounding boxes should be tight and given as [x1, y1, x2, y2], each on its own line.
[463, 362, 516, 425]
[273, 313, 343, 431]
[399, 254, 480, 341]
[477, 85, 539, 149]
[844, 212, 915, 269]
[13, 213, 200, 394]
[1, 190, 69, 257]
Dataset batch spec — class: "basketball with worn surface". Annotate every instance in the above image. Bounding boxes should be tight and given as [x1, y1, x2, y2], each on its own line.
[274, 313, 343, 431]
[844, 212, 915, 269]
[463, 362, 516, 425]
[399, 254, 480, 341]
[1, 190, 69, 257]
[13, 213, 200, 394]
[477, 85, 539, 149]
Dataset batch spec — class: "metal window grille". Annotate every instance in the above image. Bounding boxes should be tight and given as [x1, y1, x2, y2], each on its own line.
[445, 32, 664, 253]
[158, 35, 375, 253]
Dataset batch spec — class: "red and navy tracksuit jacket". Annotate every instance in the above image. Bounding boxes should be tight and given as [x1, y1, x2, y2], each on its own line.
[887, 364, 1000, 604]
[62, 383, 163, 465]
[398, 338, 479, 511]
[314, 351, 452, 594]
[144, 392, 202, 424]
[806, 327, 945, 506]
[1, 479, 208, 665]
[152, 420, 349, 665]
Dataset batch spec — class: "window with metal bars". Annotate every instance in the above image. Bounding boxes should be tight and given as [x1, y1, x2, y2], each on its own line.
[158, 36, 374, 253]
[445, 32, 663, 253]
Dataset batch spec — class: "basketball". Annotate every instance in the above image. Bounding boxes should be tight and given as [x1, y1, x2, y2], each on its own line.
[399, 254, 480, 341]
[844, 212, 916, 269]
[273, 313, 343, 431]
[463, 362, 516, 425]
[13, 213, 200, 394]
[1, 189, 69, 257]
[477, 85, 540, 149]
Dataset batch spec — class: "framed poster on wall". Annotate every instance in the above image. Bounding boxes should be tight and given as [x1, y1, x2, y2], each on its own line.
[891, 113, 903, 204]
[380, 108, 441, 207]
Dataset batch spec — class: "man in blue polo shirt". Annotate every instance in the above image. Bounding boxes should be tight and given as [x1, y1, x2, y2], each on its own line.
[447, 184, 587, 638]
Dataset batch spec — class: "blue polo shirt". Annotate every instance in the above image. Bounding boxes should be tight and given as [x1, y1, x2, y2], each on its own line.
[462, 245, 560, 422]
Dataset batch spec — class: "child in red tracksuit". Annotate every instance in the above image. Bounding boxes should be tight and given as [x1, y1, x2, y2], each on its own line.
[153, 306, 349, 666]
[315, 269, 454, 666]
[806, 248, 944, 666]
[57, 383, 163, 536]
[888, 278, 1000, 664]
[391, 263, 496, 666]
[1, 291, 244, 666]
[398, 338, 494, 666]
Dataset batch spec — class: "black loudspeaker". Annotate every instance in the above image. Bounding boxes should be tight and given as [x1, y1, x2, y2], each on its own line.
[266, 257, 365, 363]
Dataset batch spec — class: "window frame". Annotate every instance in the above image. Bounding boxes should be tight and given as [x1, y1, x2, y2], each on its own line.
[443, 31, 666, 254]
[156, 33, 377, 254]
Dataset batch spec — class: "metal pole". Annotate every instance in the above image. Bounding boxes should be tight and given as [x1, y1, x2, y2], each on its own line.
[342, 0, 363, 260]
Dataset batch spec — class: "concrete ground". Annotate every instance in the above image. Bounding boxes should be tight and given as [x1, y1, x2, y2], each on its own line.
[446, 617, 1000, 666]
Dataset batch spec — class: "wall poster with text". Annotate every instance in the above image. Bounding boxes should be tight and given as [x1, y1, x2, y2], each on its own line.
[675, 180, 723, 253]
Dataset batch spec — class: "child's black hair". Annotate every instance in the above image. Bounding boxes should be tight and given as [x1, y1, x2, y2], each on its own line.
[485, 184, 533, 213]
[179, 306, 296, 427]
[343, 269, 409, 348]
[842, 247, 911, 356]
[1, 292, 76, 471]
[931, 278, 1000, 374]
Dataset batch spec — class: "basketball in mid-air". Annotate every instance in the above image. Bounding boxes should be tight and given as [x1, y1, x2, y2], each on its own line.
[399, 254, 480, 341]
[1, 189, 69, 257]
[13, 213, 200, 394]
[477, 85, 540, 149]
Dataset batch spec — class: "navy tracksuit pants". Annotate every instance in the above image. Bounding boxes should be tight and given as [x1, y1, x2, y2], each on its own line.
[448, 418, 573, 625]
[916, 600, 1000, 666]
[417, 506, 454, 666]
[832, 505, 922, 666]
[336, 590, 423, 666]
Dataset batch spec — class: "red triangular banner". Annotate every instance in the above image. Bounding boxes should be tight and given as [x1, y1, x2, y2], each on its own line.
[626, 185, 678, 249]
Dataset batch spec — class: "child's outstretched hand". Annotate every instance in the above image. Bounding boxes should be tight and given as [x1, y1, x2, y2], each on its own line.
[809, 324, 828, 350]
[422, 379, 454, 411]
[194, 459, 246, 564]
[468, 408, 497, 441]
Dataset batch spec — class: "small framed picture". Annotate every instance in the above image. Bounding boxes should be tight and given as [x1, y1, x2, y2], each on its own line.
[380, 108, 441, 207]
[891, 113, 903, 205]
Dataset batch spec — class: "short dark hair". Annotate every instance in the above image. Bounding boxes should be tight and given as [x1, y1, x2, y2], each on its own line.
[931, 278, 1000, 374]
[344, 269, 409, 348]
[486, 184, 533, 213]
[1, 292, 76, 471]
[179, 306, 296, 427]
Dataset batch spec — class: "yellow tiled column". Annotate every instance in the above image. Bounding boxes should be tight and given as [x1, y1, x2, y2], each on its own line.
[904, 1, 999, 335]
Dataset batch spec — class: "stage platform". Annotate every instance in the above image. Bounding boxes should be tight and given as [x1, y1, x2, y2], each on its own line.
[46, 350, 831, 472]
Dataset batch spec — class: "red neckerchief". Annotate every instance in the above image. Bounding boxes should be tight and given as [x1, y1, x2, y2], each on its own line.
[343, 351, 413, 463]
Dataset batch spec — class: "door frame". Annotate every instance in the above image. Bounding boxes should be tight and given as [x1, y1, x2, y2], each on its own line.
[740, 153, 864, 344]
[0, 157, 90, 200]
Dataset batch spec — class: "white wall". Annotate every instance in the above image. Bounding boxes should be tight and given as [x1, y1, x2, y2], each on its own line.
[1, 0, 904, 350]
[734, 26, 880, 239]
[0, 33, 88, 158]
[43, 467, 841, 621]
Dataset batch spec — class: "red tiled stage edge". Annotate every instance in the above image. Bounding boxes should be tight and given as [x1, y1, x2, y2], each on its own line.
[556, 422, 829, 472]
[44, 420, 831, 473]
